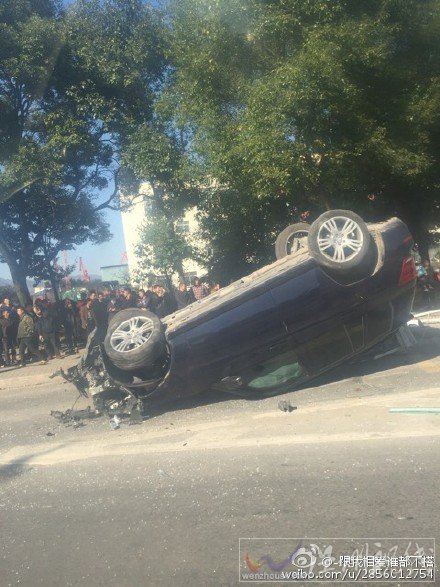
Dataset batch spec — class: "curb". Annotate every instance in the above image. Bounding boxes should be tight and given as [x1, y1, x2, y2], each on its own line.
[0, 372, 52, 391]
[0, 354, 80, 391]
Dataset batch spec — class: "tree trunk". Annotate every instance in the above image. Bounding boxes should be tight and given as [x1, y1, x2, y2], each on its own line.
[174, 258, 186, 283]
[395, 205, 431, 263]
[0, 231, 32, 305]
[152, 183, 188, 284]
[388, 186, 431, 263]
[412, 227, 431, 263]
[49, 273, 61, 303]
[9, 262, 32, 306]
[317, 185, 332, 211]
[165, 272, 178, 308]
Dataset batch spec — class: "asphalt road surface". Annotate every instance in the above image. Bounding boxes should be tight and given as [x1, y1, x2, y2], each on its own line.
[1, 325, 439, 586]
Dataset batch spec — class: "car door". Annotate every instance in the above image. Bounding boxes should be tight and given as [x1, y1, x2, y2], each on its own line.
[282, 267, 367, 376]
[364, 299, 394, 347]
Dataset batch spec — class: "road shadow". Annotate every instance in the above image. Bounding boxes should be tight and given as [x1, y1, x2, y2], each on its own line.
[305, 324, 440, 390]
[0, 444, 68, 482]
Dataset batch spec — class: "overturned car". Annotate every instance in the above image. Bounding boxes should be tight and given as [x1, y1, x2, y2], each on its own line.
[61, 210, 416, 415]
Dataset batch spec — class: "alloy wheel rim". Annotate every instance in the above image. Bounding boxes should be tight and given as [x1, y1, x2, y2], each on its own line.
[110, 316, 155, 353]
[317, 216, 364, 263]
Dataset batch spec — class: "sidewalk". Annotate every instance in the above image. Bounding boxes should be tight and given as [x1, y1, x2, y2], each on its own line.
[0, 353, 81, 392]
[413, 308, 440, 324]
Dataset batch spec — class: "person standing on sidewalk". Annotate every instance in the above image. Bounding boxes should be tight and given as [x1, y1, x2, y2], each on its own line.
[137, 288, 158, 312]
[151, 285, 176, 318]
[119, 287, 137, 310]
[0, 308, 17, 367]
[34, 306, 61, 359]
[16, 306, 46, 366]
[63, 299, 79, 353]
[1, 298, 19, 352]
[175, 282, 195, 310]
[90, 291, 109, 344]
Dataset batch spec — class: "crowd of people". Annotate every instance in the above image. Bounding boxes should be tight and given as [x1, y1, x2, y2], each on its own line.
[0, 277, 220, 369]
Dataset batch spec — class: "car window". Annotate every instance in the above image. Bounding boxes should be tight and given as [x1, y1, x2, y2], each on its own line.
[365, 301, 393, 344]
[220, 349, 305, 392]
[246, 352, 304, 389]
[346, 315, 365, 352]
[296, 324, 353, 374]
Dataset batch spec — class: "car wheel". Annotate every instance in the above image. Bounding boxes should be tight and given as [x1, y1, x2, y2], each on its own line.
[275, 222, 310, 259]
[103, 309, 166, 371]
[307, 210, 371, 272]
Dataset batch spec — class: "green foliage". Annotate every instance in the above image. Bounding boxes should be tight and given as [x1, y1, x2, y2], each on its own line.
[123, 123, 201, 213]
[0, 284, 17, 303]
[0, 0, 165, 301]
[64, 0, 165, 130]
[2, 0, 440, 293]
[168, 0, 440, 266]
[195, 186, 283, 283]
[0, 1, 65, 200]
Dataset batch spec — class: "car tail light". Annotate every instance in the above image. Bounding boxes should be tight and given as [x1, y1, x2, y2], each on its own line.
[399, 256, 417, 285]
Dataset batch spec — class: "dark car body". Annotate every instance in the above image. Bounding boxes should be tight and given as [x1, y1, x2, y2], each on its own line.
[76, 216, 415, 413]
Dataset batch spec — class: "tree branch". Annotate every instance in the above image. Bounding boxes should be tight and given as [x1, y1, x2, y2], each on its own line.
[93, 170, 120, 212]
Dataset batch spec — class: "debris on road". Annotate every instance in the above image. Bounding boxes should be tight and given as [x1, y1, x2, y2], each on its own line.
[158, 469, 173, 478]
[109, 415, 121, 430]
[278, 400, 297, 413]
[51, 406, 100, 426]
[129, 407, 143, 425]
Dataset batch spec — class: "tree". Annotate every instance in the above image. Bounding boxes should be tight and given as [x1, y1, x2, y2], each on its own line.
[0, 185, 111, 303]
[0, 0, 66, 204]
[168, 0, 440, 269]
[195, 186, 292, 284]
[0, 0, 166, 302]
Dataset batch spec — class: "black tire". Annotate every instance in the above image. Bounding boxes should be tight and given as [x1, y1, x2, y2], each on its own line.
[275, 222, 310, 260]
[103, 308, 166, 371]
[307, 209, 371, 272]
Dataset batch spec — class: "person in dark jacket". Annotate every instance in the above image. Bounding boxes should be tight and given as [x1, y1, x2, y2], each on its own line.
[1, 300, 18, 350]
[17, 306, 46, 366]
[63, 299, 79, 353]
[118, 287, 137, 310]
[34, 306, 61, 359]
[91, 292, 108, 344]
[151, 285, 177, 318]
[107, 293, 119, 315]
[0, 308, 17, 366]
[175, 282, 196, 310]
[137, 288, 162, 313]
